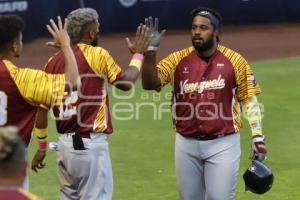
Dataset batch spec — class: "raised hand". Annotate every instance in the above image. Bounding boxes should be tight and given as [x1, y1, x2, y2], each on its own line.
[145, 16, 166, 51]
[126, 24, 150, 54]
[46, 16, 70, 48]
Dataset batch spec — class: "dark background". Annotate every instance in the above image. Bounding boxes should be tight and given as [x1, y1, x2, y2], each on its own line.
[1, 0, 300, 41]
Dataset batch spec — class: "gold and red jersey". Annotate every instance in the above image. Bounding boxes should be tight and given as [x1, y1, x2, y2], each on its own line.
[45, 43, 122, 136]
[0, 60, 65, 145]
[157, 45, 261, 136]
[0, 188, 41, 200]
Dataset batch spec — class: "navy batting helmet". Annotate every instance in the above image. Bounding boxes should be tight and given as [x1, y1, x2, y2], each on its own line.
[243, 160, 274, 194]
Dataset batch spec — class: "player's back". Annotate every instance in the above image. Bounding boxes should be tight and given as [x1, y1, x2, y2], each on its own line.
[0, 60, 37, 145]
[45, 43, 121, 136]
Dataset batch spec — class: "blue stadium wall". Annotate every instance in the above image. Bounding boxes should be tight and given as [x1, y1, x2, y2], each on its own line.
[1, 0, 300, 41]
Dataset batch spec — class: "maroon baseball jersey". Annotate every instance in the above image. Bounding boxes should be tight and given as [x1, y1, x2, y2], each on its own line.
[0, 189, 41, 200]
[45, 43, 122, 136]
[0, 60, 65, 145]
[157, 45, 261, 136]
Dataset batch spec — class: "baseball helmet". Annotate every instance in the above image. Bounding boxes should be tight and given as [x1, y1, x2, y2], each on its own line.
[243, 160, 274, 194]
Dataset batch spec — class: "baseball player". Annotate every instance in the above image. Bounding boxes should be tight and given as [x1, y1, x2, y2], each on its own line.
[0, 126, 41, 200]
[0, 15, 79, 189]
[33, 8, 150, 200]
[140, 8, 268, 200]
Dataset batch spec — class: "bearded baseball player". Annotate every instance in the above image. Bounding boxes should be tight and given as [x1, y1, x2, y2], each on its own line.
[141, 7, 267, 200]
[33, 8, 150, 200]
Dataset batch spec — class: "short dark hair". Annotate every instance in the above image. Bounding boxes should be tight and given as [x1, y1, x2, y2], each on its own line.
[190, 7, 223, 30]
[0, 15, 25, 52]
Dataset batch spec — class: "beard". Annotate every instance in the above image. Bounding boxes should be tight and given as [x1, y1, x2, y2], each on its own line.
[192, 34, 215, 53]
[13, 50, 21, 58]
[91, 37, 98, 47]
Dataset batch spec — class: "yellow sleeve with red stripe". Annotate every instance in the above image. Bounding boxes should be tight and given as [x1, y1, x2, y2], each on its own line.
[19, 188, 42, 200]
[4, 60, 65, 109]
[218, 45, 261, 102]
[242, 96, 263, 136]
[78, 43, 122, 84]
[157, 47, 194, 88]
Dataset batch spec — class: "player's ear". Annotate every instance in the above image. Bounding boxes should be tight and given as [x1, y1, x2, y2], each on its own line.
[11, 41, 18, 54]
[89, 30, 97, 41]
[215, 29, 221, 42]
[13, 42, 18, 52]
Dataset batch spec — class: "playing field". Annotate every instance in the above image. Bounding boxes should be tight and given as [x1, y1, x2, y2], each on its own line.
[28, 56, 300, 200]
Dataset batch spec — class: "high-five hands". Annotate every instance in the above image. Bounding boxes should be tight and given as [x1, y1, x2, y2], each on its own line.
[145, 16, 166, 51]
[46, 16, 70, 48]
[126, 24, 150, 54]
[127, 16, 166, 54]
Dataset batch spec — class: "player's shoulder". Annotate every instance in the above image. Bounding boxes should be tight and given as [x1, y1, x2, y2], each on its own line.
[0, 189, 41, 200]
[164, 46, 194, 63]
[170, 46, 194, 57]
[217, 44, 248, 65]
[77, 43, 110, 57]
[2, 59, 18, 71]
[3, 59, 38, 76]
[18, 188, 42, 200]
[45, 50, 63, 66]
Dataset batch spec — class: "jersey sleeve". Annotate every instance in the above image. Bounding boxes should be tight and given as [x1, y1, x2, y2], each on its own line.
[81, 45, 122, 84]
[156, 47, 194, 90]
[5, 61, 65, 109]
[156, 53, 176, 88]
[234, 56, 261, 102]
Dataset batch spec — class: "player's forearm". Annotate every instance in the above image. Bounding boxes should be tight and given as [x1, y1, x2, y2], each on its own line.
[241, 95, 262, 136]
[114, 67, 140, 91]
[114, 53, 144, 91]
[35, 108, 48, 129]
[61, 45, 79, 89]
[34, 108, 49, 151]
[142, 51, 161, 90]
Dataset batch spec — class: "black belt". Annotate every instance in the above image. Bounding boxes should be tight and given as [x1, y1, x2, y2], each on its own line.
[65, 132, 108, 150]
[72, 133, 86, 150]
[183, 132, 235, 141]
[58, 133, 88, 150]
